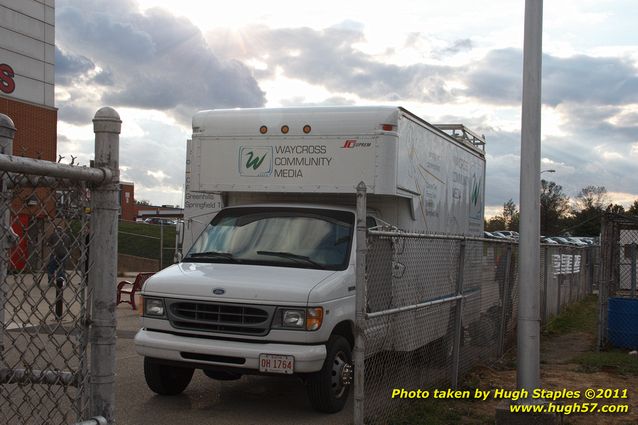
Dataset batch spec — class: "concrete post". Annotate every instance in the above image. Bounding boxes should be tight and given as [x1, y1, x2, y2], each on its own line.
[517, 0, 543, 395]
[353, 181, 367, 425]
[89, 107, 120, 423]
[497, 1, 558, 423]
[0, 113, 15, 360]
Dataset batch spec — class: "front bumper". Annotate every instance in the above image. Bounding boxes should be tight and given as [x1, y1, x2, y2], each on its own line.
[134, 329, 327, 373]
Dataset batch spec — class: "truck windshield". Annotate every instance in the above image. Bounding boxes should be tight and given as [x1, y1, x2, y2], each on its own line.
[184, 207, 354, 270]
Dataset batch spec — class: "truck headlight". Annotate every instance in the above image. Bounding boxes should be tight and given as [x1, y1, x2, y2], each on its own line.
[144, 297, 166, 318]
[283, 310, 305, 327]
[273, 307, 323, 331]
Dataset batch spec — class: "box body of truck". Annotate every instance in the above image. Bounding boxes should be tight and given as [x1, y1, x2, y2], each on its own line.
[136, 106, 485, 412]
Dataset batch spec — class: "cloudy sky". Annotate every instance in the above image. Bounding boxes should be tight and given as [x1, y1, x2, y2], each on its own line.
[54, 0, 638, 216]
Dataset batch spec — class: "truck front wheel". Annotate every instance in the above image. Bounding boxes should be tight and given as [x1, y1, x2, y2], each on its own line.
[306, 335, 353, 413]
[144, 357, 194, 395]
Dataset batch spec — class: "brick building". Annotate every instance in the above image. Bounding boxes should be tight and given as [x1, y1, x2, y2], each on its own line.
[120, 181, 136, 221]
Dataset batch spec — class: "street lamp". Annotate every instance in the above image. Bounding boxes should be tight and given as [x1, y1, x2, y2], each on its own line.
[540, 169, 555, 174]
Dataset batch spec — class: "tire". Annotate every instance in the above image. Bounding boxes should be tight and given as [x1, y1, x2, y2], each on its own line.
[144, 358, 194, 395]
[307, 335, 353, 413]
[203, 370, 242, 381]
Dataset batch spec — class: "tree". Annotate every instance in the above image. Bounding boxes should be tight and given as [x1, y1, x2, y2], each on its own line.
[484, 199, 520, 232]
[502, 199, 519, 231]
[568, 186, 609, 236]
[627, 200, 638, 216]
[540, 179, 570, 236]
[573, 186, 609, 211]
[136, 199, 151, 206]
[485, 215, 506, 232]
[606, 204, 625, 214]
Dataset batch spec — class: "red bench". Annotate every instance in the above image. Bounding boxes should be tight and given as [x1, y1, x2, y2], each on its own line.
[116, 272, 155, 310]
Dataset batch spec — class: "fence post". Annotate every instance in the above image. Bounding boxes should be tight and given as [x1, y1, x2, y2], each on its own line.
[556, 247, 563, 314]
[541, 245, 548, 322]
[89, 107, 121, 423]
[497, 243, 513, 357]
[450, 239, 465, 388]
[0, 113, 15, 359]
[567, 248, 576, 304]
[598, 215, 611, 350]
[630, 243, 636, 298]
[353, 182, 367, 425]
[160, 222, 164, 269]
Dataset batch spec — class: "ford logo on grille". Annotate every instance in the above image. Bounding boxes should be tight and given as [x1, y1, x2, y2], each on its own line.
[212, 288, 226, 295]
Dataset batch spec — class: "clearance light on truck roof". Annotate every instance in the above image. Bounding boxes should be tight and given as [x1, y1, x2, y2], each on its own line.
[303, 125, 312, 134]
[259, 125, 268, 134]
[281, 125, 289, 134]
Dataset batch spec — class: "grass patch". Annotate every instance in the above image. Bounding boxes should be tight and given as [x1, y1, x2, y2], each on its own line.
[542, 294, 598, 337]
[574, 350, 638, 376]
[388, 398, 492, 425]
[118, 221, 176, 269]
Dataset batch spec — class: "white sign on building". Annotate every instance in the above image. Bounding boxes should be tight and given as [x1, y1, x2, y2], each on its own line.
[0, 0, 55, 107]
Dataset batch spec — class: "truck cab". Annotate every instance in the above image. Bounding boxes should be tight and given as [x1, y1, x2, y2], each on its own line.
[137, 203, 358, 411]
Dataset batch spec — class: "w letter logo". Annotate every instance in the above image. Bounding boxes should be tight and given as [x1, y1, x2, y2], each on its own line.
[245, 151, 267, 170]
[239, 147, 273, 176]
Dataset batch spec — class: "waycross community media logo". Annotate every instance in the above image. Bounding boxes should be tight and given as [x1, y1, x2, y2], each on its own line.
[469, 173, 483, 220]
[238, 146, 273, 177]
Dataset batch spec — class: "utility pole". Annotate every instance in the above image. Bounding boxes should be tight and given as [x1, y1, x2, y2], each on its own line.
[497, 2, 556, 423]
[517, 0, 543, 396]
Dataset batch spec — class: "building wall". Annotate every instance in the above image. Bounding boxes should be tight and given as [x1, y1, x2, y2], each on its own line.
[0, 96, 56, 159]
[1, 0, 57, 160]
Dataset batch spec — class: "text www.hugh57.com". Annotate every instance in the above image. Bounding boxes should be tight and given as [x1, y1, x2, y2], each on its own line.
[510, 402, 629, 415]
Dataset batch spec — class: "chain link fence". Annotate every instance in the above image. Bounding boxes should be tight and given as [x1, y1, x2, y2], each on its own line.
[118, 220, 178, 271]
[0, 109, 120, 425]
[353, 187, 598, 424]
[598, 213, 638, 350]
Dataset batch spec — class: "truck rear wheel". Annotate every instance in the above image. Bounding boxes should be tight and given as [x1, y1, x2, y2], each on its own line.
[144, 358, 194, 395]
[306, 335, 353, 413]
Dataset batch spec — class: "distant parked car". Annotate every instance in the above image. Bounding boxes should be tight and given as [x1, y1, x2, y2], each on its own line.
[484, 231, 509, 240]
[541, 236, 559, 245]
[566, 237, 588, 247]
[493, 230, 519, 240]
[571, 236, 595, 245]
[143, 217, 176, 226]
[549, 236, 579, 246]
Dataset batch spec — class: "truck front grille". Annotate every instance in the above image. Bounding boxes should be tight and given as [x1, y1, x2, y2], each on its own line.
[166, 300, 275, 336]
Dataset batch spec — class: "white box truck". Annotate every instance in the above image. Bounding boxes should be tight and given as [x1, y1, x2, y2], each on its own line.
[135, 106, 486, 412]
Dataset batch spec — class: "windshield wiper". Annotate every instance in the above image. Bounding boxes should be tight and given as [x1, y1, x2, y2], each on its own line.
[256, 251, 325, 269]
[184, 251, 239, 263]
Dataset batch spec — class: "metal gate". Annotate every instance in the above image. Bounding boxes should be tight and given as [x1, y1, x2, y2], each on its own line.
[598, 213, 638, 349]
[0, 109, 120, 424]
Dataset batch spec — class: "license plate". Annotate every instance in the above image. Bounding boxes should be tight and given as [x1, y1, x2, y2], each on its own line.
[259, 354, 294, 374]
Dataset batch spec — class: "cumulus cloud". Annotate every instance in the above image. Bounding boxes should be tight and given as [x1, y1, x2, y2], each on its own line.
[461, 49, 638, 107]
[55, 47, 95, 86]
[437, 38, 474, 57]
[56, 0, 266, 125]
[206, 25, 457, 103]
